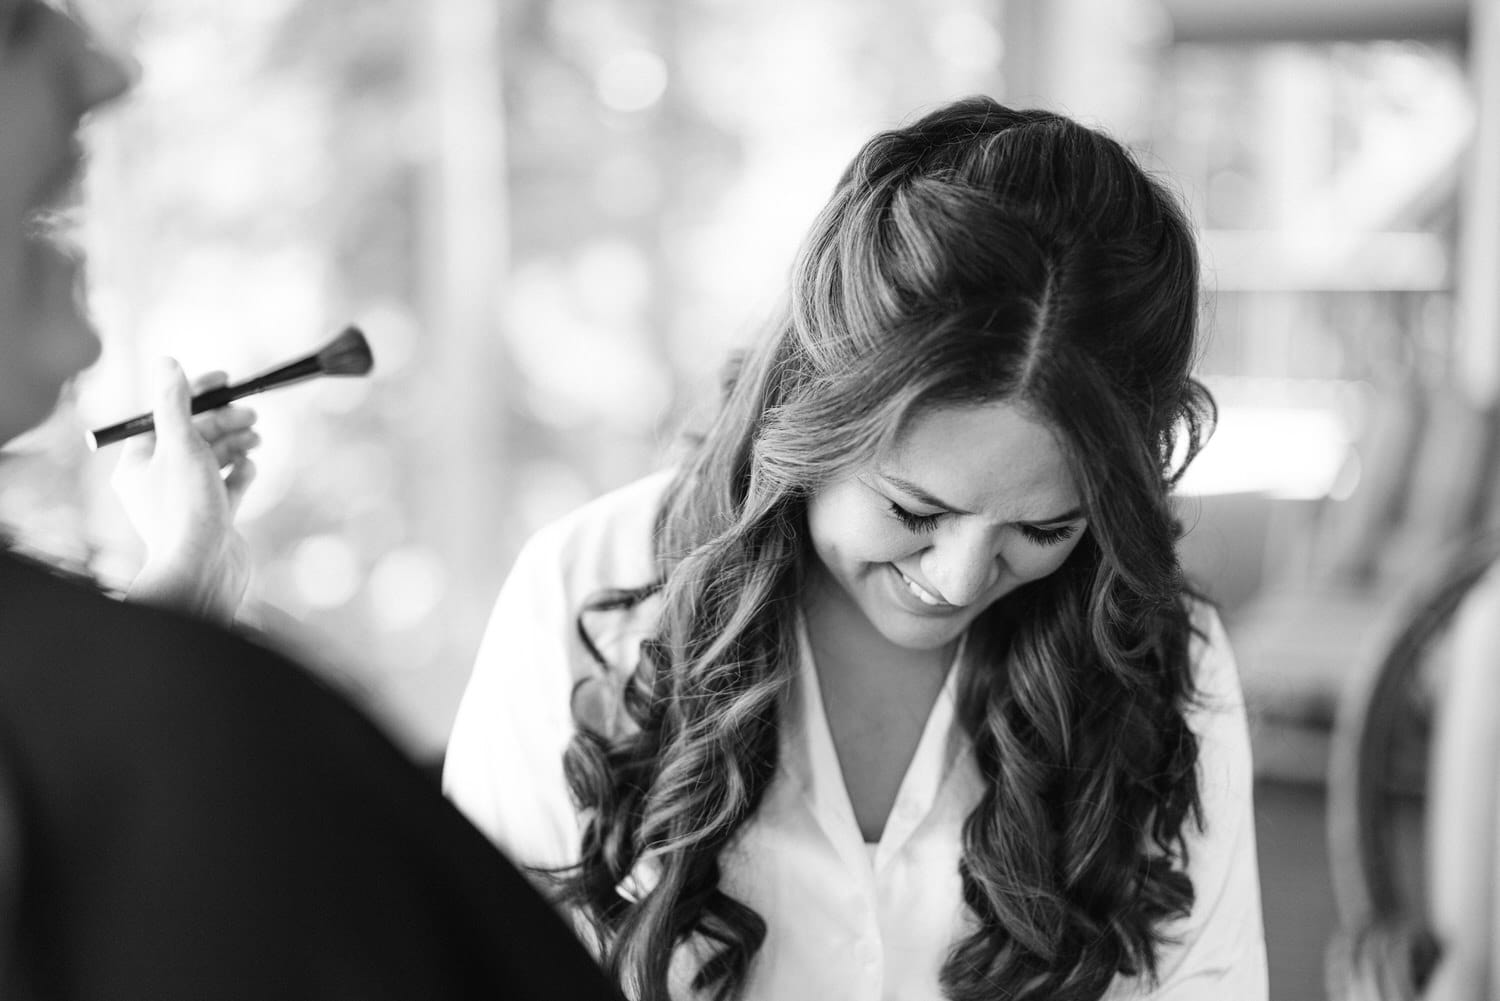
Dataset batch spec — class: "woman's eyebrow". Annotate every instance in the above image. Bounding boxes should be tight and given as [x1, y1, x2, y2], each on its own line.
[1025, 507, 1084, 526]
[878, 472, 971, 514]
[877, 471, 1083, 524]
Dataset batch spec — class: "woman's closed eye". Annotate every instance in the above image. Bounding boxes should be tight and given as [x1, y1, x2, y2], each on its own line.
[889, 501, 1079, 546]
[888, 501, 940, 533]
[1018, 523, 1078, 547]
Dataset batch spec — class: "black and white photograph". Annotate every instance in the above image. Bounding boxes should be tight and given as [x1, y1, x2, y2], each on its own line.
[3, 1, 1497, 998]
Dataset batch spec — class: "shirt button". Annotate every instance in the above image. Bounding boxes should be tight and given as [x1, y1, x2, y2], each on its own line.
[853, 940, 878, 967]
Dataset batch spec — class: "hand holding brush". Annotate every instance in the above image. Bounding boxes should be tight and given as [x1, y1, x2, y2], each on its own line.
[88, 325, 375, 449]
[111, 359, 262, 623]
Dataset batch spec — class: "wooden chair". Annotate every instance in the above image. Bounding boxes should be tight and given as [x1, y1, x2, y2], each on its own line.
[1325, 530, 1500, 1001]
[1229, 391, 1500, 783]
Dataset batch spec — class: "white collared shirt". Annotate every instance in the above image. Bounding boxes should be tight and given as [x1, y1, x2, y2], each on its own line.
[444, 472, 1268, 1001]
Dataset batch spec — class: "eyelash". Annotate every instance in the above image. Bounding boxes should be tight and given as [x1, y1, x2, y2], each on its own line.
[887, 502, 1078, 546]
[888, 502, 940, 533]
[1019, 524, 1078, 547]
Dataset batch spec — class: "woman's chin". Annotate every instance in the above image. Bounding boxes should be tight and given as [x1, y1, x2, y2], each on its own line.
[0, 391, 67, 450]
[872, 615, 970, 653]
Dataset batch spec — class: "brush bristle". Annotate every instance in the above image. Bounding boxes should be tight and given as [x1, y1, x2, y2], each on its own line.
[315, 325, 375, 376]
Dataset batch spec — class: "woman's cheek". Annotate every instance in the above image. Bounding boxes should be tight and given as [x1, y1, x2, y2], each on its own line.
[868, 517, 923, 563]
[1005, 536, 1083, 583]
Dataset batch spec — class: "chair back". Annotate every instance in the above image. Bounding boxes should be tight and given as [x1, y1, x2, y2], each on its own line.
[1325, 531, 1500, 1000]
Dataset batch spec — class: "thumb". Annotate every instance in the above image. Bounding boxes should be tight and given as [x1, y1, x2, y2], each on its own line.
[150, 356, 197, 446]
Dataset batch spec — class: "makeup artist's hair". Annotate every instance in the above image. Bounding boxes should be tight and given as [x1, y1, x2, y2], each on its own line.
[556, 97, 1215, 1001]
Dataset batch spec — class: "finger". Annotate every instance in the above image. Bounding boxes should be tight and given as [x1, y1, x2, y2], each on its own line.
[113, 424, 158, 471]
[193, 405, 258, 435]
[188, 370, 230, 395]
[149, 357, 198, 448]
[191, 404, 258, 441]
[223, 456, 258, 515]
[210, 429, 262, 468]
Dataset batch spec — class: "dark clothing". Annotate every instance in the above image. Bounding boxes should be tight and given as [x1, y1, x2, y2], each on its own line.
[0, 551, 619, 1000]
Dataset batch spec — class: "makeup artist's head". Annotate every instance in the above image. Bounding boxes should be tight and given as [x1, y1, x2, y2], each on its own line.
[0, 0, 132, 445]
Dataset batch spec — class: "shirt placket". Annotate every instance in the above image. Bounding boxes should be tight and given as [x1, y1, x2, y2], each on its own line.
[782, 624, 886, 999]
[785, 622, 971, 1000]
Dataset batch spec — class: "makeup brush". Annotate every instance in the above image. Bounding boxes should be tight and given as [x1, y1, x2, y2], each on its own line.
[87, 325, 374, 450]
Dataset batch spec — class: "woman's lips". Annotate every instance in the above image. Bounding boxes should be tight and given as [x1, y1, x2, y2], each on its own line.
[889, 564, 957, 612]
[28, 144, 85, 217]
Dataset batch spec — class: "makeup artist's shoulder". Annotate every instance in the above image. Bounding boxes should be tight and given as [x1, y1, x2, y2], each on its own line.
[517, 468, 676, 592]
[0, 548, 279, 693]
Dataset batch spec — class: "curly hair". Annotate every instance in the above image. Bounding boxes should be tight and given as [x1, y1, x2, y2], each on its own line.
[552, 97, 1216, 1001]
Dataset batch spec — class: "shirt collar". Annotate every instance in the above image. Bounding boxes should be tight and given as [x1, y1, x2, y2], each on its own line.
[780, 614, 971, 868]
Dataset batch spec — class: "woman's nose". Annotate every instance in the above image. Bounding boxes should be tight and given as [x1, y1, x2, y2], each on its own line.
[42, 4, 138, 115]
[921, 532, 1000, 607]
[71, 30, 137, 114]
[76, 41, 137, 113]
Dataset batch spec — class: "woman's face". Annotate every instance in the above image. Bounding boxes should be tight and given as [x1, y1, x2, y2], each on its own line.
[0, 1, 132, 443]
[805, 399, 1087, 655]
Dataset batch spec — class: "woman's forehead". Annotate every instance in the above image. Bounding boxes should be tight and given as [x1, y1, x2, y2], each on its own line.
[880, 400, 1080, 516]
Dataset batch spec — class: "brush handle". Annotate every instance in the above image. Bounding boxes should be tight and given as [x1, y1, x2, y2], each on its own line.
[87, 356, 325, 449]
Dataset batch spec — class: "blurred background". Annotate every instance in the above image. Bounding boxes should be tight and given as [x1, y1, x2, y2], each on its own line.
[3, 0, 1497, 997]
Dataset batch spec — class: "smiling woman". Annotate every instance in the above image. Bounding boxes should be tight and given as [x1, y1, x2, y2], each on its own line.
[445, 97, 1267, 1001]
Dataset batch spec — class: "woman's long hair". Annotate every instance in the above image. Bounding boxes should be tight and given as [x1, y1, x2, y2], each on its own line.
[554, 97, 1216, 1001]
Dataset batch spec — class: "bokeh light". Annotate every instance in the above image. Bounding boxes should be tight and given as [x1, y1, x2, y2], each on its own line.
[368, 545, 447, 630]
[290, 533, 363, 610]
[596, 49, 669, 112]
